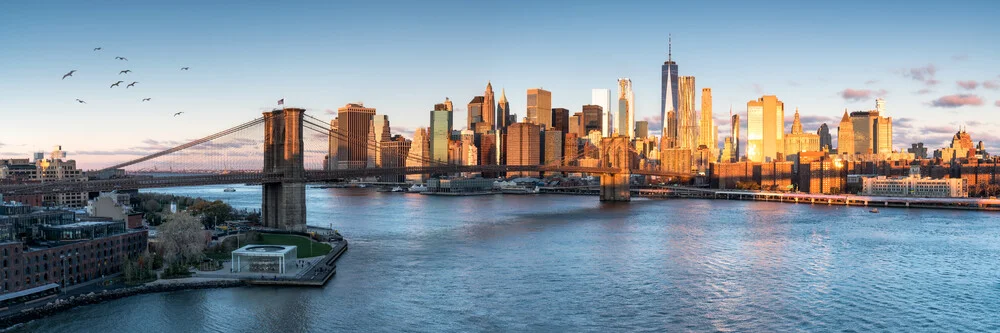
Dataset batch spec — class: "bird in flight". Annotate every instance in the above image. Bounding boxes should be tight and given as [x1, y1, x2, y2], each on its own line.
[119, 70, 131, 75]
[110, 80, 123, 88]
[174, 112, 184, 117]
[142, 98, 152, 102]
[75, 99, 86, 104]
[180, 67, 190, 70]
[126, 81, 138, 88]
[93, 47, 102, 51]
[62, 70, 76, 80]
[115, 56, 128, 61]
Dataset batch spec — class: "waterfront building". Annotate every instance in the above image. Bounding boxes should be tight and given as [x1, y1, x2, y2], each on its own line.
[429, 101, 454, 165]
[862, 166, 968, 197]
[746, 95, 785, 163]
[468, 96, 484, 130]
[784, 108, 821, 161]
[426, 178, 495, 193]
[543, 130, 563, 166]
[527, 88, 553, 129]
[335, 103, 376, 169]
[661, 148, 692, 174]
[483, 82, 496, 131]
[370, 115, 392, 167]
[506, 122, 541, 177]
[837, 110, 854, 156]
[406, 127, 430, 183]
[677, 76, 696, 150]
[935, 128, 975, 160]
[616, 78, 635, 139]
[661, 37, 679, 141]
[818, 123, 832, 152]
[592, 89, 612, 137]
[0, 202, 147, 296]
[380, 135, 412, 182]
[231, 244, 297, 274]
[552, 108, 569, 135]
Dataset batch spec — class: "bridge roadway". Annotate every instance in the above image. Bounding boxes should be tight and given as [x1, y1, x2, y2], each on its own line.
[0, 165, 688, 195]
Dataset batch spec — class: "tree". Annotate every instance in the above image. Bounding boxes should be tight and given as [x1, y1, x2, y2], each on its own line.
[188, 200, 233, 228]
[159, 212, 206, 269]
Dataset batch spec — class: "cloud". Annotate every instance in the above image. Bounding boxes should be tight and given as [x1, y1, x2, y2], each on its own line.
[840, 88, 886, 102]
[899, 64, 937, 84]
[952, 54, 968, 61]
[915, 88, 933, 95]
[894, 117, 915, 129]
[930, 94, 983, 108]
[996, 100, 1000, 107]
[325, 109, 337, 116]
[920, 125, 957, 135]
[642, 115, 663, 135]
[865, 80, 879, 85]
[925, 79, 940, 86]
[0, 142, 4, 149]
[753, 84, 764, 95]
[957, 80, 979, 90]
[983, 81, 999, 90]
[391, 126, 416, 139]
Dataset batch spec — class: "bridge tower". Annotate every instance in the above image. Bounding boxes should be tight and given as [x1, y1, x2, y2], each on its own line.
[262, 108, 307, 232]
[599, 136, 631, 202]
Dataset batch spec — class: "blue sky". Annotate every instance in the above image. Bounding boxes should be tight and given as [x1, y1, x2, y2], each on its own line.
[2, 0, 999, 168]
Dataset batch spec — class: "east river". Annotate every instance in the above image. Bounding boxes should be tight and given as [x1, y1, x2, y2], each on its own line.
[14, 184, 1000, 332]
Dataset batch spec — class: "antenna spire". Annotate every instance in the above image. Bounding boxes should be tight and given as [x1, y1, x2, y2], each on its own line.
[668, 34, 672, 61]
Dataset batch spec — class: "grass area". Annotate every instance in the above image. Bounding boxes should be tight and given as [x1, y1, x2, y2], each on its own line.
[255, 234, 332, 258]
[204, 233, 332, 260]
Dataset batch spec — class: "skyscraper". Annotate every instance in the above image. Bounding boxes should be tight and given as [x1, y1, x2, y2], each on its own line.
[837, 110, 854, 155]
[551, 108, 569, 135]
[336, 103, 376, 169]
[507, 122, 541, 177]
[527, 88, 552, 128]
[592, 89, 612, 137]
[496, 88, 510, 131]
[698, 88, 715, 151]
[617, 78, 634, 139]
[569, 113, 582, 138]
[731, 109, 740, 160]
[661, 35, 679, 140]
[429, 100, 453, 164]
[582, 105, 603, 136]
[483, 82, 496, 130]
[677, 76, 696, 150]
[406, 127, 430, 182]
[874, 99, 892, 155]
[784, 108, 820, 159]
[850, 111, 878, 155]
[746, 95, 785, 162]
[543, 130, 563, 166]
[371, 115, 391, 166]
[467, 96, 484, 130]
[818, 123, 832, 151]
[635, 121, 649, 139]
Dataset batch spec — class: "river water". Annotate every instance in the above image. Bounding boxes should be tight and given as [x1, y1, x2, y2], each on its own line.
[14, 184, 1000, 332]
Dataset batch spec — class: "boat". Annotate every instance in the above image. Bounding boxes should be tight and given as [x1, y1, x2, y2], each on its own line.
[869, 208, 879, 213]
[223, 187, 236, 192]
[501, 186, 540, 194]
[358, 184, 367, 188]
[391, 186, 404, 192]
[408, 184, 428, 193]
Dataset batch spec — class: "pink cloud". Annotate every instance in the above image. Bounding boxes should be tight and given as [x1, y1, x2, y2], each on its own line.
[840, 88, 886, 102]
[930, 94, 983, 108]
[995, 100, 1000, 107]
[915, 88, 933, 95]
[900, 64, 937, 83]
[957, 80, 979, 90]
[983, 81, 998, 90]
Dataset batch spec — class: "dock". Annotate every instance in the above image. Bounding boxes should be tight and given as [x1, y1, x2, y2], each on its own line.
[246, 239, 348, 287]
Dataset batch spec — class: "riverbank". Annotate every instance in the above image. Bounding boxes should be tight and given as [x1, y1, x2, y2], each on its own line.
[0, 279, 247, 329]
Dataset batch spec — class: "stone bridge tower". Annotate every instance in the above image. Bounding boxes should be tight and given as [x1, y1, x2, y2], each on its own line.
[262, 108, 307, 231]
[599, 136, 632, 202]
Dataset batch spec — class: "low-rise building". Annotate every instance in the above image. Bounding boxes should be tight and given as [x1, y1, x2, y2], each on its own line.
[861, 166, 968, 197]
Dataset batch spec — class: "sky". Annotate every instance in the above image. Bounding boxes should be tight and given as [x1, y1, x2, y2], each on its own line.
[2, 0, 999, 169]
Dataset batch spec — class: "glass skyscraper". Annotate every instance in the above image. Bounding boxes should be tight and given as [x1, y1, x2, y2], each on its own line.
[661, 37, 679, 141]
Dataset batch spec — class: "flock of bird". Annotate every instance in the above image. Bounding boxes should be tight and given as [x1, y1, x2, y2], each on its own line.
[62, 47, 189, 116]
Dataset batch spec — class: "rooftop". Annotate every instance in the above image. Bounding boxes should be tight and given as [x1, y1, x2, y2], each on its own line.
[233, 244, 297, 256]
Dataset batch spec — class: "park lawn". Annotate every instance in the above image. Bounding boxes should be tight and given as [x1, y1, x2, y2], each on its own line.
[256, 234, 332, 258]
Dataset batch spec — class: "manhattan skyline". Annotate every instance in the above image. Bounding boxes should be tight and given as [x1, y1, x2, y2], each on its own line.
[2, 1, 999, 168]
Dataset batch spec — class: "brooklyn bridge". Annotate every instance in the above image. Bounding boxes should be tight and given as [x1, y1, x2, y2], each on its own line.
[0, 108, 691, 231]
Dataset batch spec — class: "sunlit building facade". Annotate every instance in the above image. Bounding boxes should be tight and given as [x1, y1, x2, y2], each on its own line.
[746, 95, 785, 162]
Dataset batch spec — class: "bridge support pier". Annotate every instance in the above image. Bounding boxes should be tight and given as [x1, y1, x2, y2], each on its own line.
[262, 108, 307, 232]
[599, 136, 631, 202]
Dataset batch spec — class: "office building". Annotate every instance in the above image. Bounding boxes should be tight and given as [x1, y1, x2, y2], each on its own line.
[0, 146, 86, 207]
[617, 78, 635, 139]
[783, 108, 821, 160]
[698, 88, 715, 152]
[380, 135, 411, 182]
[746, 95, 785, 162]
[468, 96, 484, 130]
[635, 121, 649, 139]
[406, 127, 430, 182]
[429, 100, 453, 164]
[677, 76, 696, 150]
[592, 89, 612, 137]
[582, 105, 603, 136]
[862, 166, 967, 197]
[837, 110, 854, 155]
[908, 143, 928, 159]
[564, 133, 579, 166]
[371, 115, 391, 167]
[731, 110, 740, 160]
[527, 88, 552, 129]
[483, 82, 496, 130]
[506, 122, 541, 177]
[818, 123, 832, 151]
[661, 37, 679, 140]
[568, 113, 582, 138]
[543, 130, 563, 166]
[552, 108, 569, 135]
[335, 103, 376, 169]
